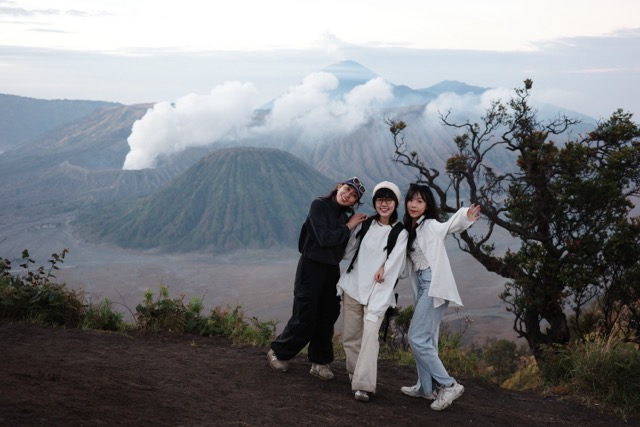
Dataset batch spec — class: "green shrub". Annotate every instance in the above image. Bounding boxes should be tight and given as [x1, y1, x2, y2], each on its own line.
[4, 248, 636, 418]
[501, 356, 544, 390]
[0, 249, 83, 326]
[135, 285, 191, 332]
[338, 304, 479, 376]
[206, 305, 276, 346]
[476, 337, 523, 384]
[540, 334, 640, 418]
[134, 285, 276, 345]
[81, 298, 125, 331]
[438, 323, 480, 378]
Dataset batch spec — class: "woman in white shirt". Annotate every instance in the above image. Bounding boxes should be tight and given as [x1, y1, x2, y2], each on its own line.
[337, 181, 408, 402]
[401, 183, 481, 411]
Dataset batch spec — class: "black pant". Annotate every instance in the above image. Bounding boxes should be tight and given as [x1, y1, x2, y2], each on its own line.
[270, 256, 341, 364]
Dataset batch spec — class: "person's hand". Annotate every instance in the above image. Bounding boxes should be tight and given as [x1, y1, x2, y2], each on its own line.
[467, 204, 481, 222]
[347, 212, 368, 230]
[374, 266, 385, 283]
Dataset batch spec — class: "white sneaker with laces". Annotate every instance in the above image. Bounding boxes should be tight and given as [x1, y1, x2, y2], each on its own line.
[430, 382, 464, 411]
[400, 385, 438, 400]
[267, 349, 289, 372]
[354, 390, 369, 402]
[309, 363, 335, 380]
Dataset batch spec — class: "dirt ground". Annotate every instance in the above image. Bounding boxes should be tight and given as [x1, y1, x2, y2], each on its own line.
[0, 322, 637, 427]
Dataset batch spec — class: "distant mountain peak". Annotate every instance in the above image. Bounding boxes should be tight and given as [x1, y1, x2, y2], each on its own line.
[423, 80, 488, 96]
[321, 60, 379, 81]
[318, 60, 381, 96]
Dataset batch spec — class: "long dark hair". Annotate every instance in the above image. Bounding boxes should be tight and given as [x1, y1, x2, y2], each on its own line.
[403, 183, 439, 250]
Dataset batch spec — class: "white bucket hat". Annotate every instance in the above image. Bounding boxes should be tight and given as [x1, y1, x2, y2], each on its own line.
[372, 181, 401, 203]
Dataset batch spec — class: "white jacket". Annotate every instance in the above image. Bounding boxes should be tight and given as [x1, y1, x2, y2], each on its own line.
[337, 220, 408, 323]
[407, 207, 474, 308]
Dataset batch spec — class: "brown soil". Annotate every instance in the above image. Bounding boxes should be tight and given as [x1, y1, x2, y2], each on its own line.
[1, 322, 636, 426]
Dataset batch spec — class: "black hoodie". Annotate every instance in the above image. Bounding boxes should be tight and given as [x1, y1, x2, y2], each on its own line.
[298, 196, 352, 265]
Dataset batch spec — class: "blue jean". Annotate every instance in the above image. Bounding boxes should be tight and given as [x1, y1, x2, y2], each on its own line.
[408, 268, 455, 395]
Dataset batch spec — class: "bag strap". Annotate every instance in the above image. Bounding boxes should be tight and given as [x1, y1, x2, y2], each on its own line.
[384, 222, 405, 256]
[346, 217, 373, 273]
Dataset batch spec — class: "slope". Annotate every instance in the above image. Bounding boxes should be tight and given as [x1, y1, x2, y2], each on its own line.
[74, 147, 335, 252]
[0, 93, 120, 151]
[1, 322, 636, 426]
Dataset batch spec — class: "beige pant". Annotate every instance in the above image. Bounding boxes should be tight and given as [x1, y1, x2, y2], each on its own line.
[342, 293, 385, 393]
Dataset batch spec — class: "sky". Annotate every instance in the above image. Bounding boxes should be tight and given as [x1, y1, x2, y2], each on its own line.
[1, 0, 639, 151]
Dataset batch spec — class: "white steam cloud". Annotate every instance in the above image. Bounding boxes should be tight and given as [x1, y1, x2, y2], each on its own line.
[122, 73, 393, 170]
[123, 82, 259, 170]
[265, 72, 393, 137]
[423, 87, 513, 124]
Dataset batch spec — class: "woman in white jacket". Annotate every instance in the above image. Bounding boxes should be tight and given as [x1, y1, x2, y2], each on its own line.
[337, 181, 408, 402]
[400, 183, 481, 411]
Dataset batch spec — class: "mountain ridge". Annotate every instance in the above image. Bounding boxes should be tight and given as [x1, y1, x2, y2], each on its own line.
[0, 93, 121, 152]
[0, 59, 596, 253]
[73, 147, 335, 252]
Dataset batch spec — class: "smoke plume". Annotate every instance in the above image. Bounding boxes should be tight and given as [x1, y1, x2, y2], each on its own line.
[122, 71, 393, 169]
[123, 82, 258, 170]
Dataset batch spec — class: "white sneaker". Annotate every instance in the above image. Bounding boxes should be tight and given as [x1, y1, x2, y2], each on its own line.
[400, 385, 437, 400]
[430, 382, 464, 411]
[309, 363, 335, 380]
[267, 349, 288, 372]
[354, 390, 369, 402]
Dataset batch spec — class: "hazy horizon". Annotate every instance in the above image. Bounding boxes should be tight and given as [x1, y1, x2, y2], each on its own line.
[1, 1, 638, 119]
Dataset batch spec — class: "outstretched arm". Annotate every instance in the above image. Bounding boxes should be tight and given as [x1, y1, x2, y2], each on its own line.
[467, 204, 481, 222]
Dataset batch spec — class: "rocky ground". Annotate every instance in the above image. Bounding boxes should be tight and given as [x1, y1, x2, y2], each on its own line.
[1, 322, 637, 426]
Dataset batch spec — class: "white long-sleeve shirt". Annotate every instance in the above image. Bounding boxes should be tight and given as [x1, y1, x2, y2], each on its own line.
[337, 220, 408, 323]
[408, 207, 475, 308]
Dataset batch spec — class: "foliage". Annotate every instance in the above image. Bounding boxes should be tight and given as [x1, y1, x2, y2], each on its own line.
[135, 285, 276, 346]
[539, 334, 640, 418]
[377, 304, 479, 377]
[471, 337, 525, 384]
[388, 81, 640, 359]
[501, 356, 544, 391]
[0, 249, 126, 330]
[81, 298, 125, 331]
[3, 248, 636, 416]
[379, 304, 414, 351]
[206, 305, 277, 346]
[135, 285, 191, 332]
[437, 322, 480, 378]
[0, 249, 274, 344]
[0, 249, 83, 326]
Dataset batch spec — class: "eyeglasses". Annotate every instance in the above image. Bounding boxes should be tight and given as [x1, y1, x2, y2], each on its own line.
[375, 197, 395, 205]
[346, 177, 366, 195]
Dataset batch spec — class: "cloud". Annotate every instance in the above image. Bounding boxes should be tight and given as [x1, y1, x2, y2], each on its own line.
[0, 6, 32, 17]
[0, 6, 61, 17]
[423, 88, 512, 124]
[263, 72, 393, 138]
[122, 82, 259, 170]
[121, 70, 395, 169]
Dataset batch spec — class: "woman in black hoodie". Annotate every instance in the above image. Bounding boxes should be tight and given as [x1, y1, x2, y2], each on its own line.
[268, 177, 368, 380]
